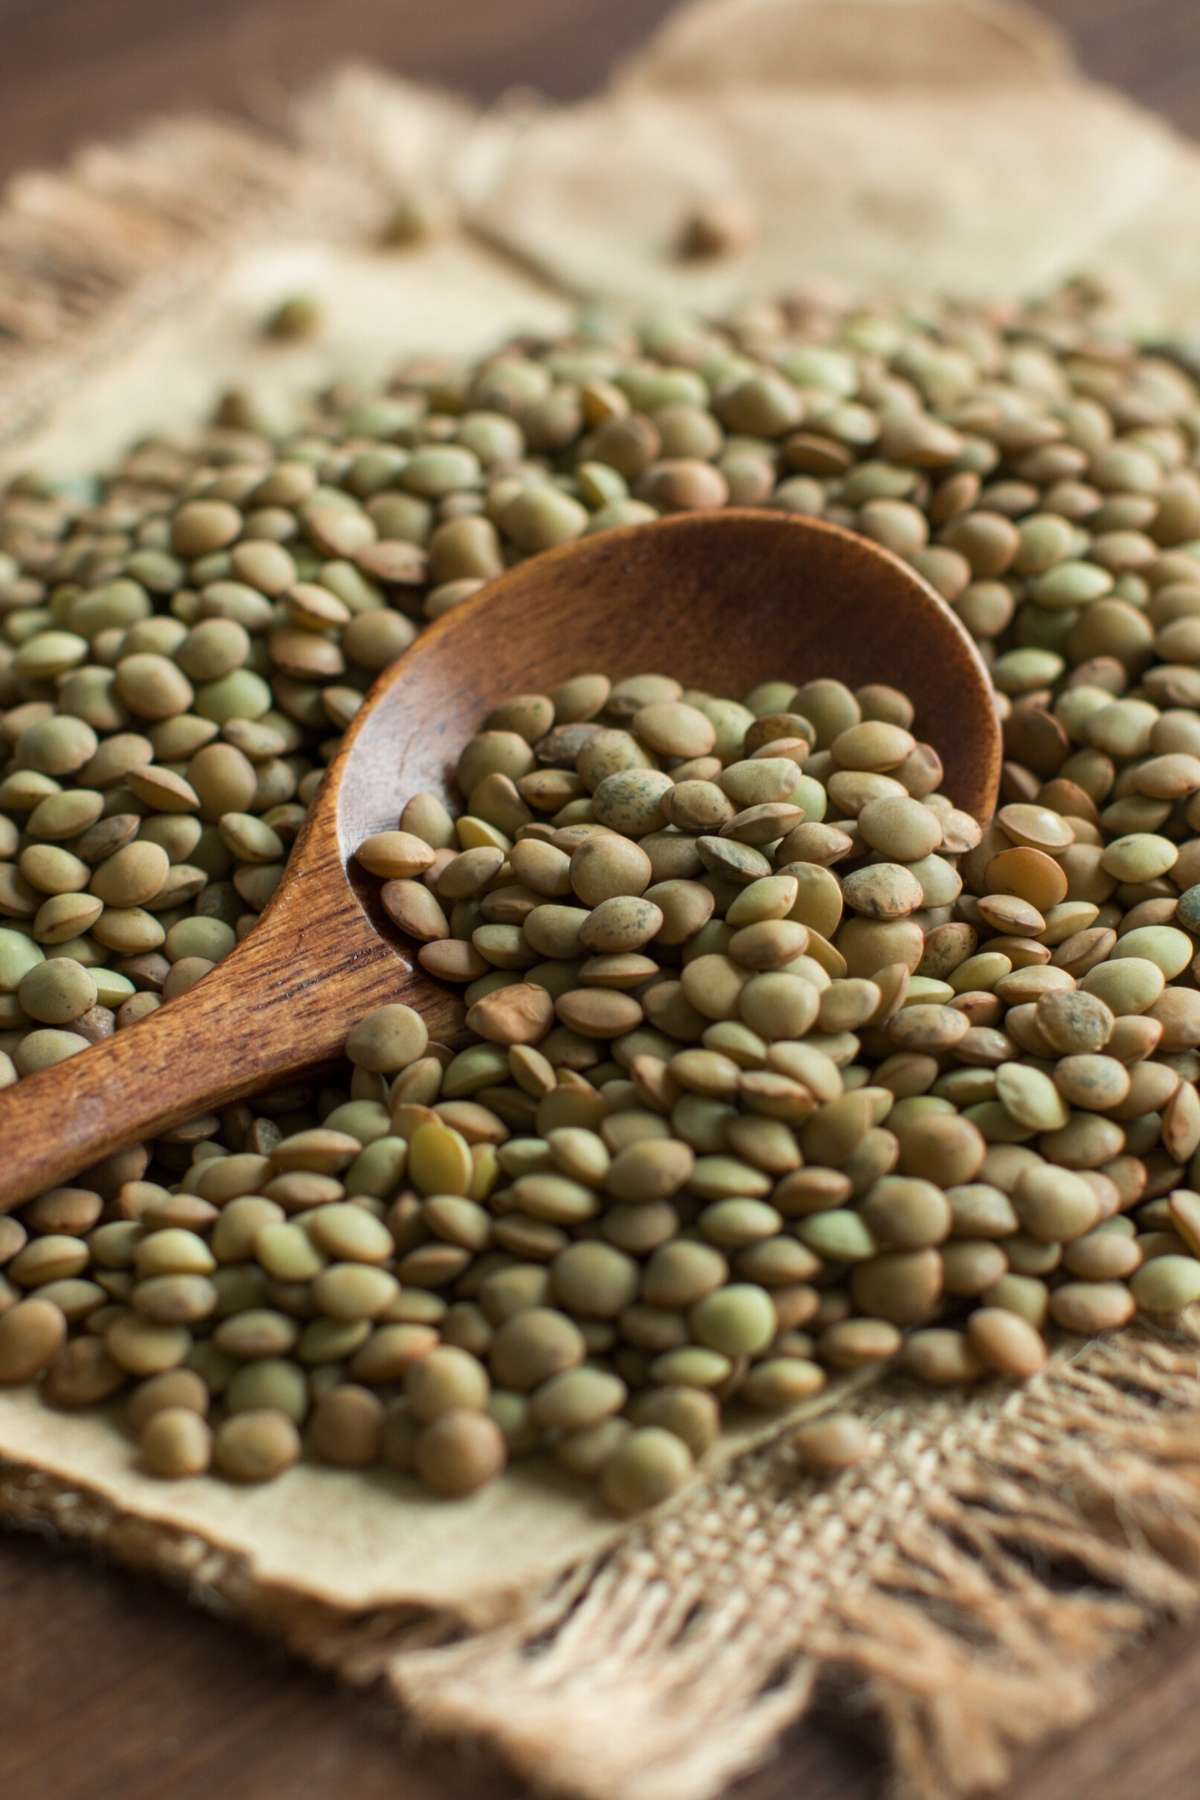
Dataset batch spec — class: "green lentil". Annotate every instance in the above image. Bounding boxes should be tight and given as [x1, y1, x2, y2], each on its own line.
[10, 296, 1200, 1520]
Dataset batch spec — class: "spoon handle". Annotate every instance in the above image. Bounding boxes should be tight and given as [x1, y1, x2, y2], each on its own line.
[0, 881, 455, 1212]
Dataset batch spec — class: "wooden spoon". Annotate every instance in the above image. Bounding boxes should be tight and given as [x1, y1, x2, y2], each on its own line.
[0, 510, 1000, 1208]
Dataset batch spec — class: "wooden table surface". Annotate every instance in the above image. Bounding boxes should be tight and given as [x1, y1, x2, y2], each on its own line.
[1, 2, 1199, 1796]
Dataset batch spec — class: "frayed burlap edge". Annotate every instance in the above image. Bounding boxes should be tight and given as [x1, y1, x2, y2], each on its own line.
[391, 1322, 1200, 1800]
[0, 117, 326, 448]
[0, 83, 497, 457]
[8, 1326, 1200, 1800]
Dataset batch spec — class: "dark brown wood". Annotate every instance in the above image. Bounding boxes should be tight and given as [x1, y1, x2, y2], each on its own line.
[0, 1532, 881, 1800]
[0, 1530, 534, 1800]
[0, 866, 456, 1210]
[0, 0, 1193, 179]
[0, 509, 999, 1209]
[0, 4, 1194, 1797]
[0, 0, 682, 179]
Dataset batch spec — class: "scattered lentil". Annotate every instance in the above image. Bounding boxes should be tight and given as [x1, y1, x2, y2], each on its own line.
[8, 293, 1200, 1516]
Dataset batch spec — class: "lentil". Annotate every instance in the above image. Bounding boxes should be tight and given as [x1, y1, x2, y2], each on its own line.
[9, 295, 1200, 1518]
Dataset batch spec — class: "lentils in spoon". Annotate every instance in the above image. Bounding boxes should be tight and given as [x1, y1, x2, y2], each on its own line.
[4, 287, 1200, 1507]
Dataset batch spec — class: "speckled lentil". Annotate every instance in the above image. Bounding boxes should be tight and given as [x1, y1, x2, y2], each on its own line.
[6, 292, 1200, 1514]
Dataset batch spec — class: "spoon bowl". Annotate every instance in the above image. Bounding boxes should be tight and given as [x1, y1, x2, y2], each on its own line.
[0, 510, 1000, 1208]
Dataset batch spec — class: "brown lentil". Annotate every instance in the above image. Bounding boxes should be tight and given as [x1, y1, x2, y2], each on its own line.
[7, 295, 1200, 1519]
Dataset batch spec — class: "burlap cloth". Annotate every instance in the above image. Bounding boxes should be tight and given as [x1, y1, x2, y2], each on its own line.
[6, 2, 1200, 1793]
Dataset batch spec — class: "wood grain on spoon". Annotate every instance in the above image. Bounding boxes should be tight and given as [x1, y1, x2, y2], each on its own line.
[0, 510, 1000, 1209]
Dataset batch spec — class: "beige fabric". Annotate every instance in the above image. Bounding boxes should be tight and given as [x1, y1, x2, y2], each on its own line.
[4, 1, 1200, 1793]
[11, 0, 1200, 479]
[0, 112, 567, 477]
[467, 0, 1184, 311]
[392, 1325, 1200, 1800]
[8, 1329, 1200, 1800]
[0, 1376, 852, 1615]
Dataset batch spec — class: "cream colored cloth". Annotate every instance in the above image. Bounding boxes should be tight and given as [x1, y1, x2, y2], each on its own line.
[10, 0, 1200, 479]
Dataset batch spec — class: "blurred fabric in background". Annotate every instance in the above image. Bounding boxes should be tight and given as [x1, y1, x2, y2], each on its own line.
[0, 0, 1191, 179]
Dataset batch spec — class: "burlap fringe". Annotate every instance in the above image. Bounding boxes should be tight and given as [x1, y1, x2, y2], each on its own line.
[0, 67, 542, 457]
[6, 1327, 1200, 1798]
[0, 96, 405, 453]
[375, 1326, 1200, 1799]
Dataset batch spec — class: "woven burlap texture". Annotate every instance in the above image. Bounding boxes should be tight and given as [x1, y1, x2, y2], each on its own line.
[8, 1330, 1200, 1799]
[4, 1, 1200, 1794]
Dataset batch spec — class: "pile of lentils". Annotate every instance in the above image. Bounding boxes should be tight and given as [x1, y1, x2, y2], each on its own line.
[2, 289, 1200, 1511]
